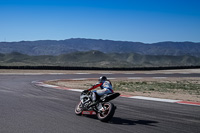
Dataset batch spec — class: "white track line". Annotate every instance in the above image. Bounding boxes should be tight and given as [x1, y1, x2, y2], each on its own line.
[130, 96, 181, 103]
[68, 89, 83, 92]
[71, 78, 88, 80]
[152, 77, 167, 79]
[75, 73, 90, 74]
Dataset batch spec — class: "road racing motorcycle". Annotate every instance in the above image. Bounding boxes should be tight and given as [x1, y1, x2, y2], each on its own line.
[75, 90, 120, 122]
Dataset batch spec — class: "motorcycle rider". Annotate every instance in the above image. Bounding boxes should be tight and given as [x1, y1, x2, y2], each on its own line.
[83, 76, 114, 107]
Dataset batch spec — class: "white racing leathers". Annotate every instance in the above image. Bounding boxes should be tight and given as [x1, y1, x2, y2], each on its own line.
[92, 80, 114, 101]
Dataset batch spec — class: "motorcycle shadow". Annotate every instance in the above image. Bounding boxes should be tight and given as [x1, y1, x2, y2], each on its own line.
[84, 116, 158, 126]
[110, 117, 158, 126]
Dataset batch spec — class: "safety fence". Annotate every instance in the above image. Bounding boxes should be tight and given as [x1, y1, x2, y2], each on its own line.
[0, 65, 200, 71]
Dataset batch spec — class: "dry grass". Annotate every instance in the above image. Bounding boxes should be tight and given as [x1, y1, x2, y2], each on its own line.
[45, 77, 200, 102]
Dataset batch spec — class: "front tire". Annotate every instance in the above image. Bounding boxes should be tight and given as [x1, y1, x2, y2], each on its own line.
[75, 101, 82, 115]
[97, 102, 115, 122]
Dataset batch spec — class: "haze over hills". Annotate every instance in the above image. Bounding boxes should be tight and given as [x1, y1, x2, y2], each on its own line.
[0, 38, 200, 57]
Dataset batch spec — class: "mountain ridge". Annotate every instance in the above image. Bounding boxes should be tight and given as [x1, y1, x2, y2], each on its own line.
[0, 38, 200, 57]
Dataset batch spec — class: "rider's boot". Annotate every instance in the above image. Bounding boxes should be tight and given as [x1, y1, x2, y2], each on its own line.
[88, 100, 99, 108]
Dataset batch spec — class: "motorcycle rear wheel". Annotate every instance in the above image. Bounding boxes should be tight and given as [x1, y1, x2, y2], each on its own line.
[97, 102, 115, 122]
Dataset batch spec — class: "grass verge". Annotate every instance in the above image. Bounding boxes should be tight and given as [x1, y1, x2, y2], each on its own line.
[45, 78, 200, 102]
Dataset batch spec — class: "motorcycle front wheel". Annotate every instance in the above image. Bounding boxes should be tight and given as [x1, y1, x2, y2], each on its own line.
[75, 101, 82, 115]
[97, 102, 115, 122]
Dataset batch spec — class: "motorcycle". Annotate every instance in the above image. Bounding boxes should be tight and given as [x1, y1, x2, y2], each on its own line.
[75, 90, 120, 122]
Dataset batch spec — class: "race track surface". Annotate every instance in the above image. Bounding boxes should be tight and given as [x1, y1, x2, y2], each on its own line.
[0, 73, 200, 133]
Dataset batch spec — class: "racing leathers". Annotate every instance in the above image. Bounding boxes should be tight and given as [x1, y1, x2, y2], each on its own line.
[88, 80, 114, 102]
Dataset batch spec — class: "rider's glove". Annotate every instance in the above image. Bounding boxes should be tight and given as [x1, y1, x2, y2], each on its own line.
[83, 90, 89, 93]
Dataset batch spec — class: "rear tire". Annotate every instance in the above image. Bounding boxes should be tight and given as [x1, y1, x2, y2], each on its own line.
[75, 101, 82, 115]
[97, 102, 115, 122]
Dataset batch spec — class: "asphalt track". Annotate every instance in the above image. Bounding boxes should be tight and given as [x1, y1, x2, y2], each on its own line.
[0, 73, 200, 133]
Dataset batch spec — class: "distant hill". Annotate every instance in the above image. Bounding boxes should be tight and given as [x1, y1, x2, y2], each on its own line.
[0, 38, 200, 57]
[0, 51, 200, 67]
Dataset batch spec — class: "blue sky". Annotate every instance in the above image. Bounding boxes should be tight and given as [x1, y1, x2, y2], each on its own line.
[0, 0, 200, 43]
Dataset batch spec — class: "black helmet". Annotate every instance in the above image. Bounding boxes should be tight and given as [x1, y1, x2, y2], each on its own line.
[99, 76, 107, 83]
